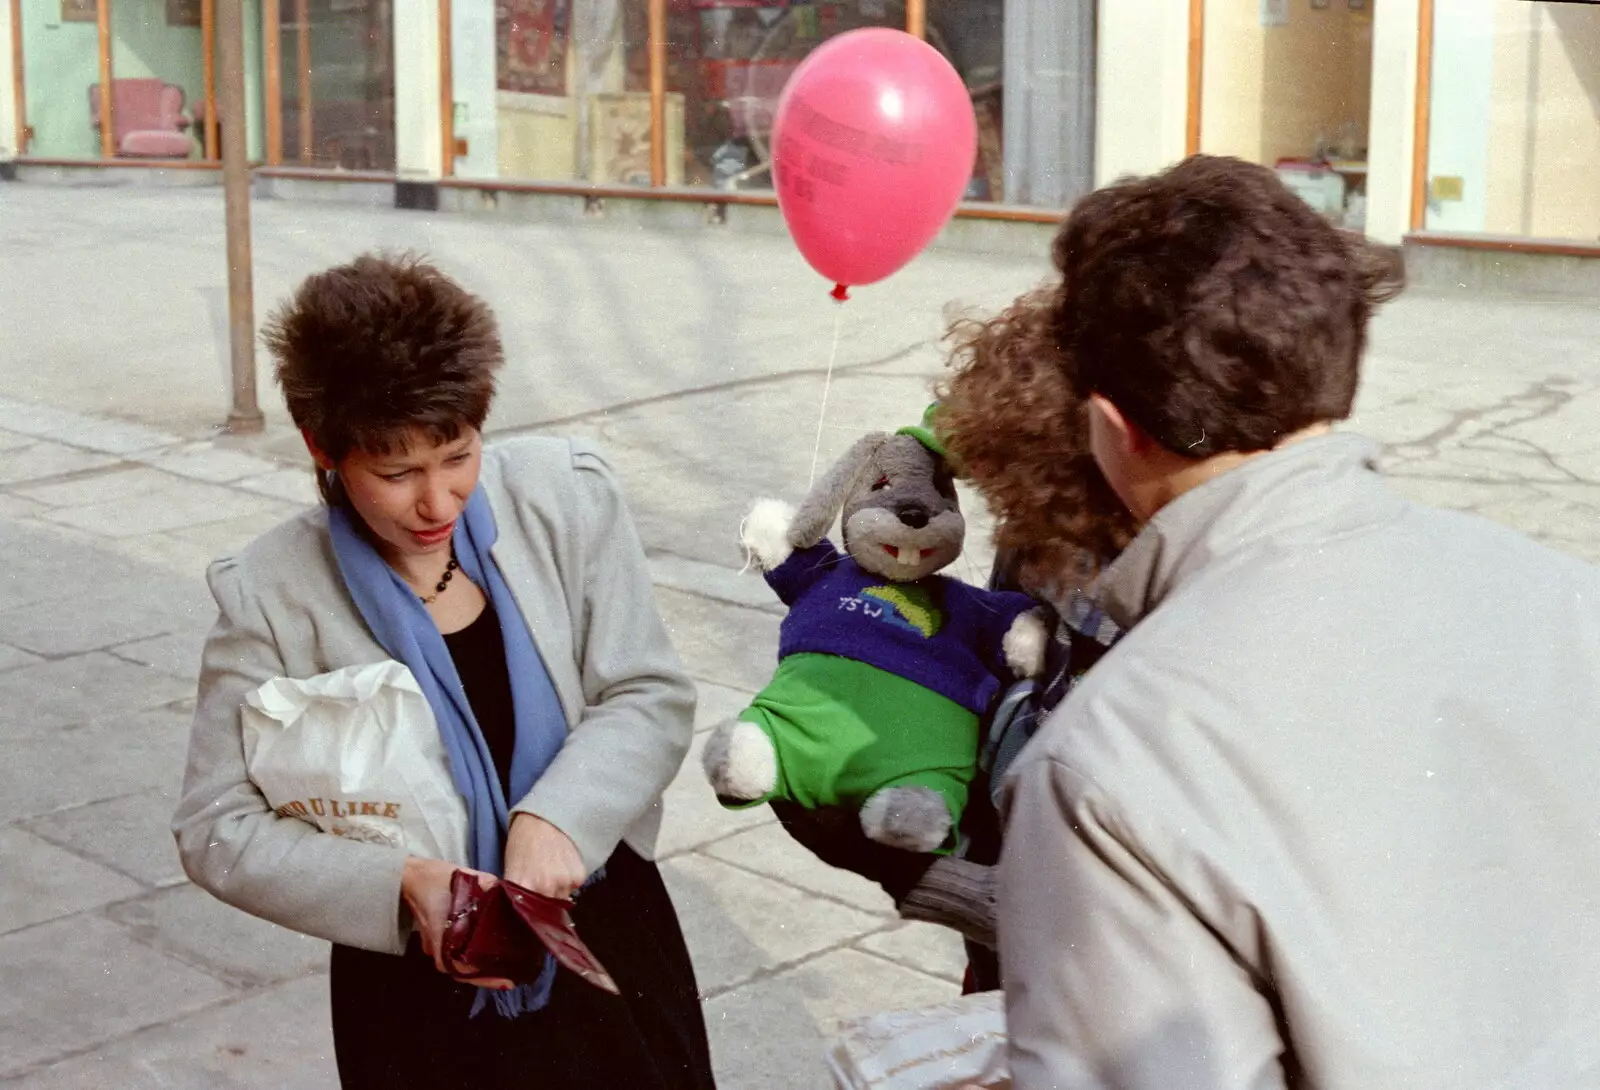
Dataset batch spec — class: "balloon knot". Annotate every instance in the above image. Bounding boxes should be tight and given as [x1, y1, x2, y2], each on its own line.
[831, 284, 851, 302]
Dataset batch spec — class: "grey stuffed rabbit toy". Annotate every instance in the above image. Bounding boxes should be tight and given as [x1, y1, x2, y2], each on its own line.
[703, 412, 1048, 853]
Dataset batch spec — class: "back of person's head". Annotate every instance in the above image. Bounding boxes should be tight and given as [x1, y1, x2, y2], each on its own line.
[939, 286, 1138, 590]
[1055, 155, 1405, 457]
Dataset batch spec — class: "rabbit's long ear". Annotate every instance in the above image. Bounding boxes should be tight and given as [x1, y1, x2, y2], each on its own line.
[789, 432, 889, 548]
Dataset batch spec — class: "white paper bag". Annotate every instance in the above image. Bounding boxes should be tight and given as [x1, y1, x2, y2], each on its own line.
[242, 660, 470, 865]
[827, 990, 1009, 1090]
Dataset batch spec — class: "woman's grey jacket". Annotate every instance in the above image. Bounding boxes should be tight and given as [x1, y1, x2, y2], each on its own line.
[172, 438, 695, 955]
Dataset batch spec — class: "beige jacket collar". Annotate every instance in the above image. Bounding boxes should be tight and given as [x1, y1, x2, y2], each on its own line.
[1094, 432, 1400, 631]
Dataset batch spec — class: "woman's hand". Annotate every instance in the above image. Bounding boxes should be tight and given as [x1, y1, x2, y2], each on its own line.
[504, 813, 587, 900]
[400, 855, 514, 988]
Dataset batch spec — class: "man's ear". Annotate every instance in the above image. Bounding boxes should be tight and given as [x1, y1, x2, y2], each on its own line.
[1087, 395, 1157, 455]
[302, 429, 335, 471]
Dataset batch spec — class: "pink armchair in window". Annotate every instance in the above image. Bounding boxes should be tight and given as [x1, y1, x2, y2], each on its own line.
[89, 79, 194, 159]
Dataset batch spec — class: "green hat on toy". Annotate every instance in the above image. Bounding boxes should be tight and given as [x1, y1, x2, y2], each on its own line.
[897, 403, 946, 459]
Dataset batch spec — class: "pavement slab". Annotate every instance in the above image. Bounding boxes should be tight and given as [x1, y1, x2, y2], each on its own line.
[103, 885, 330, 989]
[0, 644, 41, 674]
[0, 655, 192, 740]
[0, 521, 147, 614]
[109, 631, 207, 681]
[0, 827, 145, 935]
[692, 679, 756, 734]
[656, 732, 776, 859]
[31, 477, 281, 540]
[0, 706, 191, 824]
[655, 587, 782, 695]
[855, 922, 971, 985]
[0, 976, 337, 1090]
[24, 788, 188, 889]
[0, 442, 120, 489]
[702, 823, 899, 918]
[0, 582, 212, 659]
[137, 443, 282, 486]
[703, 948, 959, 1090]
[0, 915, 237, 1079]
[661, 854, 888, 996]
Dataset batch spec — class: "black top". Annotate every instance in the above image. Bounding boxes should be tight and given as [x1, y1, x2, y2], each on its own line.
[441, 603, 517, 800]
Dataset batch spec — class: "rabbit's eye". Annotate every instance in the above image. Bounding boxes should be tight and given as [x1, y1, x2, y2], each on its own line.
[871, 477, 891, 491]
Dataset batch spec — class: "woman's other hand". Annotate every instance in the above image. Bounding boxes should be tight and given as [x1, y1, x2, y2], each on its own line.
[504, 813, 587, 900]
[399, 856, 514, 988]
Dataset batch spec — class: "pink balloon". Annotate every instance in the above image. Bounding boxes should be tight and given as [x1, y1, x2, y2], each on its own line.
[771, 28, 977, 298]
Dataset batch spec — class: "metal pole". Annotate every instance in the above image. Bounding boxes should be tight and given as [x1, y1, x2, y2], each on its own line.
[95, 0, 114, 158]
[1409, 0, 1435, 232]
[202, 0, 218, 160]
[648, 0, 665, 186]
[11, 0, 30, 156]
[296, 0, 312, 161]
[439, 0, 454, 176]
[219, 0, 264, 434]
[263, 0, 282, 164]
[1185, 0, 1203, 156]
[906, 0, 925, 39]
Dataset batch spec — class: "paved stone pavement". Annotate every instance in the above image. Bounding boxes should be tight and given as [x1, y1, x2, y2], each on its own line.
[1, 184, 1598, 1089]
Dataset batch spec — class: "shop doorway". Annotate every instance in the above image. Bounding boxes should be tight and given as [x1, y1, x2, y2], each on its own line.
[1197, 0, 1375, 230]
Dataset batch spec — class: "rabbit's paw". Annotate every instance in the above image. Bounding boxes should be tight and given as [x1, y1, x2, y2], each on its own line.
[1003, 609, 1051, 678]
[860, 786, 951, 853]
[741, 499, 797, 571]
[702, 721, 778, 801]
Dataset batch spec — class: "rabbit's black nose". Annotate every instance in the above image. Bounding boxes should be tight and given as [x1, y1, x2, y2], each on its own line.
[896, 504, 930, 529]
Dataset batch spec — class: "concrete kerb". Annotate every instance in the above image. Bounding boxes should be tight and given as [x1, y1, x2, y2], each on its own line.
[240, 171, 1063, 260]
[0, 397, 316, 506]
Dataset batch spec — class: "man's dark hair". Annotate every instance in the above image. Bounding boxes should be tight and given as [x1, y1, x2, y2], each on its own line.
[263, 253, 504, 504]
[1056, 155, 1405, 456]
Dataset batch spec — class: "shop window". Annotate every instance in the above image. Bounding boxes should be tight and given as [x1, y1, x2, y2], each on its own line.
[979, 0, 1094, 208]
[934, 0, 1004, 201]
[1199, 0, 1375, 231]
[448, 0, 655, 185]
[16, 0, 272, 163]
[106, 0, 208, 161]
[18, 0, 105, 158]
[660, 2, 906, 192]
[1425, 0, 1600, 242]
[656, 0, 1090, 207]
[18, 0, 209, 160]
[273, 0, 394, 171]
[658, 1, 1015, 198]
[443, 0, 1091, 204]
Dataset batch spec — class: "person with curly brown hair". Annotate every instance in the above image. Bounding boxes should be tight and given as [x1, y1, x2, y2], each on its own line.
[172, 254, 716, 1089]
[941, 155, 1600, 1090]
[762, 313, 1134, 997]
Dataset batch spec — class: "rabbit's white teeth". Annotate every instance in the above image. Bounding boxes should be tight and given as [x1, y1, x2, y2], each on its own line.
[881, 543, 935, 570]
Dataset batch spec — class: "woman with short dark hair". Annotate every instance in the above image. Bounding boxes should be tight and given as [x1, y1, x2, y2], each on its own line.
[173, 254, 716, 1089]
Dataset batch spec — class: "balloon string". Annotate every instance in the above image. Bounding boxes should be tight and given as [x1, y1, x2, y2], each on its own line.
[806, 303, 847, 491]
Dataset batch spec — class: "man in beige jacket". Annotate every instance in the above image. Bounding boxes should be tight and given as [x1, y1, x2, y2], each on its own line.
[947, 156, 1600, 1089]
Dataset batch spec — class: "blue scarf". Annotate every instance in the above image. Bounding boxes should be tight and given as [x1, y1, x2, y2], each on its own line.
[328, 487, 570, 1017]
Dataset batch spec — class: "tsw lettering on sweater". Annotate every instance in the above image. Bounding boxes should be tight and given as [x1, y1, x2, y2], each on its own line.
[766, 542, 1035, 714]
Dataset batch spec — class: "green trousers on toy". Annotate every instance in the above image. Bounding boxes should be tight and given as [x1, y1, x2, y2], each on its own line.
[729, 653, 978, 852]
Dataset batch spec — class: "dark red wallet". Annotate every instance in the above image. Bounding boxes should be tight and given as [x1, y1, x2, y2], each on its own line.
[441, 870, 620, 995]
